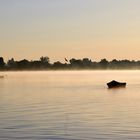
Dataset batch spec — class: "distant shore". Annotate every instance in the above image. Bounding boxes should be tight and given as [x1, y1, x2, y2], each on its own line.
[1, 56, 140, 71]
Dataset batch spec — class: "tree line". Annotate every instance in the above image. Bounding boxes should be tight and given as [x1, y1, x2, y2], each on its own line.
[0, 56, 140, 70]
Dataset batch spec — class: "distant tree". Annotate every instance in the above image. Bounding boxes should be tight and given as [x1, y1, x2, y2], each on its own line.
[111, 59, 118, 64]
[39, 56, 50, 69]
[40, 56, 50, 63]
[110, 59, 119, 69]
[0, 57, 5, 68]
[30, 60, 42, 69]
[17, 59, 29, 69]
[99, 59, 109, 69]
[82, 58, 92, 65]
[7, 58, 15, 68]
[119, 59, 131, 69]
[69, 58, 83, 67]
[53, 61, 66, 69]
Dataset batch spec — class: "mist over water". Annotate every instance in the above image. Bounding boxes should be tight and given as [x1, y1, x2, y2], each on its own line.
[0, 71, 140, 140]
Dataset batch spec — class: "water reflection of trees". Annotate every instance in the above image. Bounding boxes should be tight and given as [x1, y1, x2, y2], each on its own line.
[0, 56, 140, 70]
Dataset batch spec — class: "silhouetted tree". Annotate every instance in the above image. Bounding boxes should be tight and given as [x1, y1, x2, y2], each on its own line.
[69, 58, 83, 68]
[82, 58, 92, 67]
[53, 61, 67, 69]
[17, 59, 29, 69]
[7, 58, 15, 69]
[109, 59, 119, 69]
[0, 57, 5, 69]
[40, 56, 50, 63]
[99, 59, 109, 69]
[30, 60, 42, 69]
[39, 56, 50, 69]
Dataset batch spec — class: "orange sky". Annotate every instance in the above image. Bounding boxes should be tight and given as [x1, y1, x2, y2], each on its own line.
[1, 0, 140, 62]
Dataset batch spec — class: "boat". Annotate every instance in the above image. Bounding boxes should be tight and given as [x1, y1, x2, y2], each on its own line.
[107, 80, 126, 88]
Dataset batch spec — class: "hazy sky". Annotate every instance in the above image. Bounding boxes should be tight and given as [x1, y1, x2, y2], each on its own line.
[1, 0, 140, 62]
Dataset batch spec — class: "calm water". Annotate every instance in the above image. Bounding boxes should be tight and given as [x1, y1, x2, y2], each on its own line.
[0, 71, 140, 140]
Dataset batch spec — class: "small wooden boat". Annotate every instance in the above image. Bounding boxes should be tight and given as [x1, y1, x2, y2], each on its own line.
[107, 80, 126, 88]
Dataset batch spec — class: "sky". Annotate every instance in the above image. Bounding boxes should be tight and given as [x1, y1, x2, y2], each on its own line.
[0, 0, 140, 62]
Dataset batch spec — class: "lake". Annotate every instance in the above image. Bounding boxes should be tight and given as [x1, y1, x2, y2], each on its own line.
[0, 70, 140, 140]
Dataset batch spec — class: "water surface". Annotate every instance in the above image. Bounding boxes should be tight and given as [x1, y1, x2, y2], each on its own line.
[0, 71, 140, 140]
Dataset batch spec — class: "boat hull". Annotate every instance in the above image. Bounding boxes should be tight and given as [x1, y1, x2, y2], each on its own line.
[107, 80, 126, 89]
